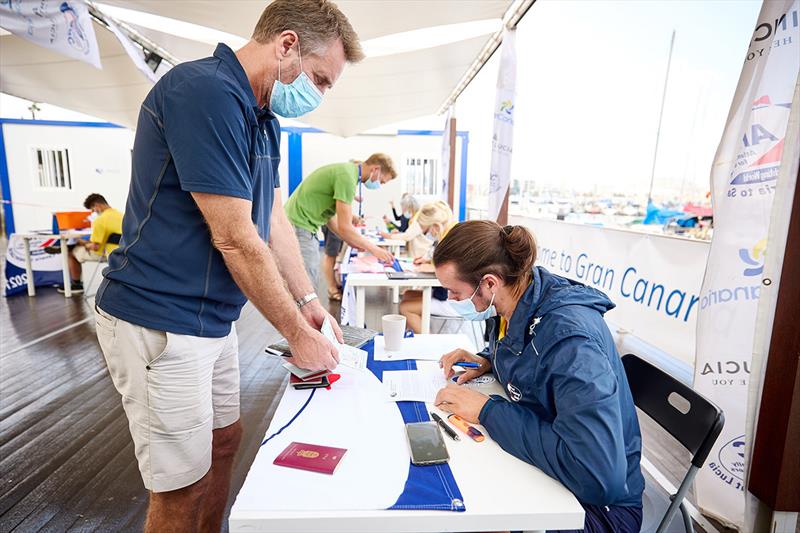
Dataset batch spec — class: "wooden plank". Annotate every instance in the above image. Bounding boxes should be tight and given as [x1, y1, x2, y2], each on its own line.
[749, 162, 800, 511]
[0, 288, 90, 355]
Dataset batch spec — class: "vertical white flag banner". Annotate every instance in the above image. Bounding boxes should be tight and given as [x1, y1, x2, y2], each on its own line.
[106, 18, 171, 83]
[694, 0, 799, 528]
[440, 107, 453, 202]
[0, 0, 101, 69]
[487, 29, 517, 221]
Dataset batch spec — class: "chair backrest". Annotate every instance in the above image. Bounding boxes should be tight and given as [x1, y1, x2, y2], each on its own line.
[106, 233, 122, 246]
[622, 354, 724, 468]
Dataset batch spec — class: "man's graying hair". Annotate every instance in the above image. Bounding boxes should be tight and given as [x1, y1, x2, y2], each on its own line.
[252, 0, 364, 62]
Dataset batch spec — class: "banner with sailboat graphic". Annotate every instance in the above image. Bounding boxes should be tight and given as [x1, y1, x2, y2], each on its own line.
[693, 0, 799, 527]
[0, 0, 101, 68]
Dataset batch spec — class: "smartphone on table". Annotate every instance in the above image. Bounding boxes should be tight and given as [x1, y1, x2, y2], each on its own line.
[405, 422, 449, 466]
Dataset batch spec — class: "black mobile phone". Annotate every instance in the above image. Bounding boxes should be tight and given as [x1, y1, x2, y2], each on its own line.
[405, 422, 449, 466]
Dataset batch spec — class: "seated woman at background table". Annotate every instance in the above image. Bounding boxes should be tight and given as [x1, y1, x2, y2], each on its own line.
[382, 193, 418, 232]
[433, 220, 644, 533]
[379, 194, 430, 258]
[398, 200, 458, 332]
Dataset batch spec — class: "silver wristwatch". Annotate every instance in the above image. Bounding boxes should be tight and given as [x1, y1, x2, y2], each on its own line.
[296, 292, 319, 308]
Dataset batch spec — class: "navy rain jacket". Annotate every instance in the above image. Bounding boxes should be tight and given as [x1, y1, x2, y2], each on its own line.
[477, 267, 645, 507]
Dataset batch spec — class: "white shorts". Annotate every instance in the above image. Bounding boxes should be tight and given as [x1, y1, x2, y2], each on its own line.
[95, 306, 240, 492]
[73, 245, 102, 263]
[430, 297, 460, 317]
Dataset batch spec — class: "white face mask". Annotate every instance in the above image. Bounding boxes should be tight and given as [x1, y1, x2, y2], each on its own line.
[448, 280, 497, 321]
[269, 45, 323, 118]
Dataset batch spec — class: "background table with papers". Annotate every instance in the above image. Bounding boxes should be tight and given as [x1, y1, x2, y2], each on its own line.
[230, 334, 584, 532]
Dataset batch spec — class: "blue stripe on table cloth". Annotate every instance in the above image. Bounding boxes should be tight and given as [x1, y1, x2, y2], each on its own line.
[365, 337, 466, 512]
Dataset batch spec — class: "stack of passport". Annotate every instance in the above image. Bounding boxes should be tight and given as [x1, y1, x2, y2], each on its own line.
[283, 362, 334, 390]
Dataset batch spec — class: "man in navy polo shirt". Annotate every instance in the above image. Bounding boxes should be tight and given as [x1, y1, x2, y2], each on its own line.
[94, 1, 364, 530]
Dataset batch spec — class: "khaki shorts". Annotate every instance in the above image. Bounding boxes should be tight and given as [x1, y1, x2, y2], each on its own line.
[95, 306, 240, 492]
[294, 225, 320, 285]
[73, 245, 102, 263]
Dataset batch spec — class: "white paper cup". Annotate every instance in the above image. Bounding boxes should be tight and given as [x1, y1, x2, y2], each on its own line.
[382, 314, 406, 351]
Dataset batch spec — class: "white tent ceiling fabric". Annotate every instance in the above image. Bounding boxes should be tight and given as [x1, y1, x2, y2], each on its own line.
[1, 0, 510, 136]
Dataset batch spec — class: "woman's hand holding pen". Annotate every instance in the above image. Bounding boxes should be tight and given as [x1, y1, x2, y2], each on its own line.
[435, 384, 489, 424]
[439, 348, 491, 384]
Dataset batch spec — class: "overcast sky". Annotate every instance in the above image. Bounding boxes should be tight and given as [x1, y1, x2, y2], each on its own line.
[455, 0, 763, 200]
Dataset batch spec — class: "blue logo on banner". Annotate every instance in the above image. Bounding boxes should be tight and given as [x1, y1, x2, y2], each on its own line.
[739, 239, 767, 277]
[718, 434, 746, 481]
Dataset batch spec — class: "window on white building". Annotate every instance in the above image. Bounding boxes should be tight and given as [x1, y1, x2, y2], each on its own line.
[403, 156, 439, 195]
[33, 148, 72, 189]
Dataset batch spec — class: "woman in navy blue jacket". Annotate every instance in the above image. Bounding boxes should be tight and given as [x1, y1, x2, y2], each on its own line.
[433, 220, 644, 533]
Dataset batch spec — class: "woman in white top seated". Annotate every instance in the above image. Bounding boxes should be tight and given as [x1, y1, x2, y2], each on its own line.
[399, 200, 459, 332]
[380, 194, 430, 259]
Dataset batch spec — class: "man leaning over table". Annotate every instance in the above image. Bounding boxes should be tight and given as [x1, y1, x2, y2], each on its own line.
[93, 1, 362, 530]
[285, 153, 397, 286]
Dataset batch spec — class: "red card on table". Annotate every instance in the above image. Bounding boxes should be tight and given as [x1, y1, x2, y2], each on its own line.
[273, 442, 347, 475]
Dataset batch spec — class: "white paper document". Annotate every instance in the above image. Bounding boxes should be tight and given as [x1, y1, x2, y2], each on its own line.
[322, 318, 368, 371]
[382, 369, 448, 403]
[373, 334, 475, 362]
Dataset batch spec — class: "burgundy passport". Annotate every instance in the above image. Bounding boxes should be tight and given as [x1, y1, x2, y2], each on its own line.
[273, 442, 347, 475]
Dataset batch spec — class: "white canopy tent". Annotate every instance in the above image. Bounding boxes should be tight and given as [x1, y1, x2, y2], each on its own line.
[1, 0, 512, 136]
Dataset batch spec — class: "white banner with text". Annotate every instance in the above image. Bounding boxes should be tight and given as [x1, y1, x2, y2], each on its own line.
[0, 0, 101, 68]
[694, 0, 800, 527]
[487, 30, 516, 221]
[512, 216, 709, 366]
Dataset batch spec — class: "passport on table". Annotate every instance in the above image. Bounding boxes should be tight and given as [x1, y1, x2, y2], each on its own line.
[273, 442, 348, 475]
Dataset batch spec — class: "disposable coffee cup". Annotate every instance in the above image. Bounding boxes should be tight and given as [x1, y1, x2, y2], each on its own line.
[382, 314, 406, 351]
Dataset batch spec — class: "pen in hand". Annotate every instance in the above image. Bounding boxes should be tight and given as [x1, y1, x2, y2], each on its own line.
[430, 412, 459, 441]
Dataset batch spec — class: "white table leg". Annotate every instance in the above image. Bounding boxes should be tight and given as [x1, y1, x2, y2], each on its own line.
[421, 286, 431, 334]
[392, 286, 400, 304]
[60, 236, 72, 297]
[355, 286, 366, 328]
[23, 237, 35, 296]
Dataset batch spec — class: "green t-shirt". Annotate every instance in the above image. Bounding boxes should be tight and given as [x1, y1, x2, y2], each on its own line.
[285, 162, 358, 232]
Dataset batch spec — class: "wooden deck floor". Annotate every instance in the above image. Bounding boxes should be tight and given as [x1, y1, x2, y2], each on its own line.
[1, 270, 733, 532]
[0, 286, 292, 532]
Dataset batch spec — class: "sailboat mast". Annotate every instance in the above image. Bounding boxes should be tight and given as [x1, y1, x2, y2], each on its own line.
[647, 30, 676, 203]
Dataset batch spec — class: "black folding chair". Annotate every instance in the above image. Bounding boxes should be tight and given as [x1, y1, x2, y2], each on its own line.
[622, 354, 725, 533]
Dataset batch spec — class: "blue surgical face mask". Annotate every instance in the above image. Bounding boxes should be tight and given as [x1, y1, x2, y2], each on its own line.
[270, 47, 323, 118]
[448, 280, 497, 321]
[364, 178, 381, 190]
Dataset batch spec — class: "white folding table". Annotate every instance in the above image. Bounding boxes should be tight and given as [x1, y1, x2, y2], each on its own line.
[372, 237, 405, 257]
[345, 272, 442, 334]
[229, 356, 584, 532]
[17, 229, 91, 298]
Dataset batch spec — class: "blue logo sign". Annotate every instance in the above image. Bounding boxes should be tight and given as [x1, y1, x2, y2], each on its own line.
[739, 239, 766, 277]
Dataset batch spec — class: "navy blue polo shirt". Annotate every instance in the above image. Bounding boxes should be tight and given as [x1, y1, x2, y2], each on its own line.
[97, 44, 281, 337]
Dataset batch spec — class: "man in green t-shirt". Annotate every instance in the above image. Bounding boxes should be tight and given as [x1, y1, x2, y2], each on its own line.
[285, 153, 397, 285]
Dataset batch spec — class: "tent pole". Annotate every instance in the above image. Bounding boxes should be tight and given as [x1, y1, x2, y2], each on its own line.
[86, 1, 180, 67]
[447, 116, 457, 213]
